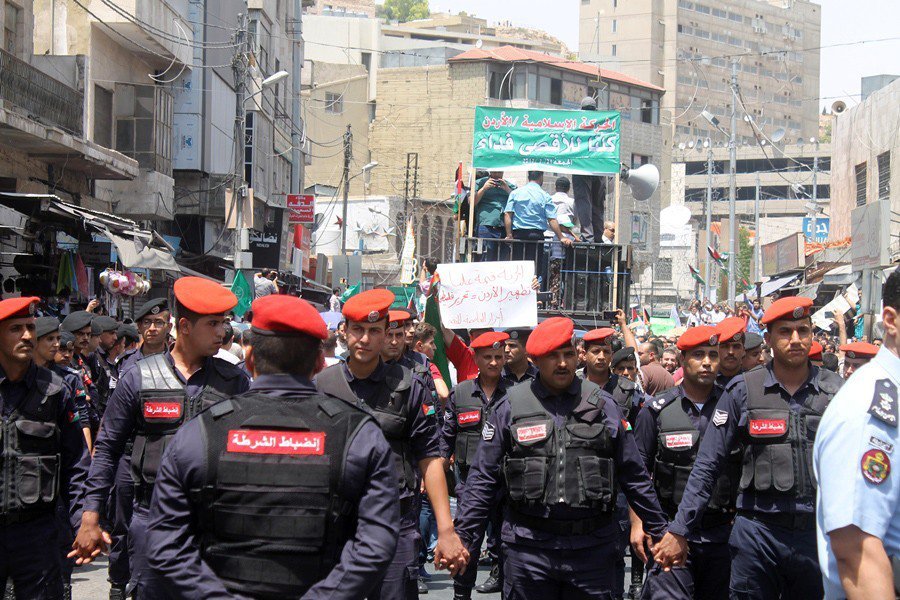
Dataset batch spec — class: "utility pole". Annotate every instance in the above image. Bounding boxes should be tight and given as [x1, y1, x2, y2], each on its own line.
[232, 12, 249, 271]
[810, 139, 819, 244]
[290, 0, 304, 196]
[754, 172, 761, 283]
[340, 124, 352, 254]
[727, 59, 738, 305]
[704, 141, 713, 300]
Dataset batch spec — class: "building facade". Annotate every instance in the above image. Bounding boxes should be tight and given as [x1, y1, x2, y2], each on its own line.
[579, 0, 821, 144]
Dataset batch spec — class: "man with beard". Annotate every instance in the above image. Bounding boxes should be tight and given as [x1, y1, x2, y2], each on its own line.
[661, 347, 679, 375]
[632, 326, 737, 599]
[715, 317, 747, 389]
[653, 297, 845, 599]
[69, 278, 251, 599]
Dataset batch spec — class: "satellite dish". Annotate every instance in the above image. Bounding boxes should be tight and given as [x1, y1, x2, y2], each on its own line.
[622, 164, 660, 201]
[475, 39, 484, 49]
[661, 204, 692, 227]
[771, 128, 786, 143]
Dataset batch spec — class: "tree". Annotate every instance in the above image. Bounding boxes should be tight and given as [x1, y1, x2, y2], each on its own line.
[377, 0, 429, 22]
[717, 227, 754, 303]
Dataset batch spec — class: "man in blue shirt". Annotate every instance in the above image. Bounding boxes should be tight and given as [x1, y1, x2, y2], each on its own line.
[815, 269, 900, 599]
[473, 171, 516, 262]
[504, 171, 572, 290]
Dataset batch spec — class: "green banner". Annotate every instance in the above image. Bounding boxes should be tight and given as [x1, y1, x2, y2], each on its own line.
[472, 106, 621, 175]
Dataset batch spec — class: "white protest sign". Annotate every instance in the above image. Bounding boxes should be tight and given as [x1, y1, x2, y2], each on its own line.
[436, 261, 538, 329]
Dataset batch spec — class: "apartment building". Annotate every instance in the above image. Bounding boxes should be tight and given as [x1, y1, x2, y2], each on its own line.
[579, 0, 821, 144]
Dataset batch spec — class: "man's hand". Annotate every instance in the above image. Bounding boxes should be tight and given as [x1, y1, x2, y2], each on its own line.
[615, 308, 628, 327]
[630, 522, 652, 564]
[85, 299, 100, 313]
[68, 511, 112, 565]
[560, 237, 574, 247]
[651, 532, 689, 571]
[433, 529, 470, 576]
[504, 234, 514, 240]
[498, 181, 511, 192]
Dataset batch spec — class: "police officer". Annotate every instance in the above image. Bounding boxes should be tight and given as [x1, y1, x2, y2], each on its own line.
[633, 326, 736, 600]
[503, 329, 539, 384]
[61, 310, 102, 438]
[838, 341, 879, 379]
[316, 289, 469, 599]
[0, 297, 90, 600]
[69, 277, 251, 599]
[442, 331, 510, 599]
[716, 316, 747, 389]
[581, 327, 648, 598]
[612, 347, 639, 382]
[454, 317, 669, 598]
[37, 321, 91, 446]
[815, 269, 900, 599]
[119, 298, 171, 376]
[654, 296, 845, 599]
[742, 333, 766, 372]
[146, 294, 401, 598]
[93, 315, 121, 396]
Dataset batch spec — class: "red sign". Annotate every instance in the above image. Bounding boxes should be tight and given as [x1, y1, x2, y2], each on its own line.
[143, 402, 182, 420]
[749, 419, 787, 436]
[458, 410, 481, 425]
[287, 194, 315, 224]
[226, 430, 325, 455]
[664, 433, 693, 449]
[516, 423, 548, 443]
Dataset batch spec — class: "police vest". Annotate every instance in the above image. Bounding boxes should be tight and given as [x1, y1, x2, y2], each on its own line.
[738, 366, 843, 502]
[605, 374, 641, 423]
[504, 381, 616, 517]
[316, 362, 417, 492]
[650, 389, 740, 523]
[1, 366, 66, 518]
[398, 354, 438, 412]
[131, 354, 238, 504]
[453, 378, 504, 469]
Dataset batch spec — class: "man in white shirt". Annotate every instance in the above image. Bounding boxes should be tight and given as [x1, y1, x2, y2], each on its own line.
[548, 177, 578, 237]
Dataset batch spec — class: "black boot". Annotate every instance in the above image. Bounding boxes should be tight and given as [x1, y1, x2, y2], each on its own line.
[62, 584, 72, 600]
[475, 563, 501, 594]
[4, 581, 14, 600]
[417, 576, 428, 595]
[454, 583, 473, 600]
[109, 584, 127, 600]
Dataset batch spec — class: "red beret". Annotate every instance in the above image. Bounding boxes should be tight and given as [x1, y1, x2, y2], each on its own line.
[677, 326, 720, 351]
[716, 317, 746, 344]
[388, 310, 411, 329]
[583, 328, 616, 345]
[761, 296, 813, 325]
[471, 331, 510, 350]
[840, 341, 878, 359]
[342, 289, 394, 323]
[174, 277, 237, 315]
[809, 341, 823, 360]
[250, 295, 327, 340]
[0, 297, 39, 322]
[526, 317, 574, 357]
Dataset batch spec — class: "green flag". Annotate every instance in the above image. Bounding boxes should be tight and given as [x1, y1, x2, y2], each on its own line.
[340, 283, 360, 302]
[230, 271, 253, 317]
[424, 292, 451, 385]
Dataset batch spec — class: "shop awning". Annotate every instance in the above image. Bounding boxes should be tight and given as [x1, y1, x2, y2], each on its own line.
[101, 229, 180, 272]
[737, 274, 798, 301]
[822, 264, 858, 286]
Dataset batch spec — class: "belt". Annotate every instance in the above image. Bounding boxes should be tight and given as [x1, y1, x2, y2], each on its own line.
[509, 507, 612, 536]
[700, 510, 736, 529]
[0, 508, 53, 526]
[738, 510, 815, 531]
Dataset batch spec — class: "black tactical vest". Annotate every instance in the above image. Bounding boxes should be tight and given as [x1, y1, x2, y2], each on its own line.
[453, 378, 504, 468]
[131, 354, 232, 504]
[195, 392, 371, 598]
[605, 374, 641, 424]
[1, 366, 66, 518]
[738, 365, 843, 501]
[316, 362, 417, 492]
[504, 381, 616, 514]
[650, 389, 740, 522]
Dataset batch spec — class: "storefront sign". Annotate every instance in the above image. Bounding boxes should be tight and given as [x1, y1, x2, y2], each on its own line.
[287, 194, 315, 224]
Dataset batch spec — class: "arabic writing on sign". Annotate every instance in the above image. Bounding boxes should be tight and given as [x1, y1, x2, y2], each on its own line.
[436, 261, 538, 330]
[143, 402, 182, 419]
[748, 419, 787, 436]
[226, 429, 326, 455]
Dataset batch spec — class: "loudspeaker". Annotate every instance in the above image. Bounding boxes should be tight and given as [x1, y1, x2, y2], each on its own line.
[832, 100, 847, 114]
[622, 164, 660, 201]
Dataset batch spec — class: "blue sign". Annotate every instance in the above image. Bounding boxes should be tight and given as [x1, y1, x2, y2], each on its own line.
[802, 217, 829, 243]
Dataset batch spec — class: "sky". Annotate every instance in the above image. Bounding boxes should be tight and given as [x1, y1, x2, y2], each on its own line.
[428, 0, 900, 110]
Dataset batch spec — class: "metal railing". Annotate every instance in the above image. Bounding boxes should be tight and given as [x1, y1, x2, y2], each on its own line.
[0, 49, 83, 136]
[459, 237, 630, 316]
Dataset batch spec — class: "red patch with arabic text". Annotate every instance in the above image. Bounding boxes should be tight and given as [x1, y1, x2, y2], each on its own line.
[458, 410, 481, 425]
[749, 419, 787, 436]
[226, 430, 325, 455]
[516, 423, 548, 443]
[665, 433, 693, 449]
[143, 402, 182, 420]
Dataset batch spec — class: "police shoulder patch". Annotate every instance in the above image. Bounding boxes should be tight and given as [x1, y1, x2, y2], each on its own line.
[868, 379, 898, 428]
[712, 409, 729, 427]
[861, 448, 891, 484]
[481, 421, 495, 441]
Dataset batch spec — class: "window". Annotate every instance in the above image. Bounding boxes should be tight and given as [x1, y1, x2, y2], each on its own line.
[550, 78, 562, 105]
[93, 85, 113, 148]
[611, 19, 617, 33]
[361, 52, 371, 73]
[631, 154, 650, 169]
[611, 44, 617, 57]
[855, 162, 867, 207]
[640, 98, 654, 124]
[656, 259, 673, 283]
[878, 152, 891, 200]
[4, 2, 19, 55]
[613, 0, 617, 7]
[325, 92, 343, 113]
[244, 112, 254, 186]
[114, 83, 173, 175]
[248, 14, 270, 73]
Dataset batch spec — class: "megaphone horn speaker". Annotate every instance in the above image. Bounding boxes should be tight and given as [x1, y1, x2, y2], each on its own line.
[622, 164, 660, 201]
[832, 100, 846, 114]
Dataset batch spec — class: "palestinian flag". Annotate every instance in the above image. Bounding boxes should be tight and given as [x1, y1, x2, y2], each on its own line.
[689, 265, 706, 286]
[708, 246, 727, 269]
[424, 286, 451, 384]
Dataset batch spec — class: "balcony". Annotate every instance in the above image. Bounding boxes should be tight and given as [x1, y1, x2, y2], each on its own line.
[87, 0, 192, 66]
[0, 48, 82, 135]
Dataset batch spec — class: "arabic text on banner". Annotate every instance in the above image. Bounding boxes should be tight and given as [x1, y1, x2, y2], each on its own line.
[436, 261, 538, 329]
[472, 106, 621, 175]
